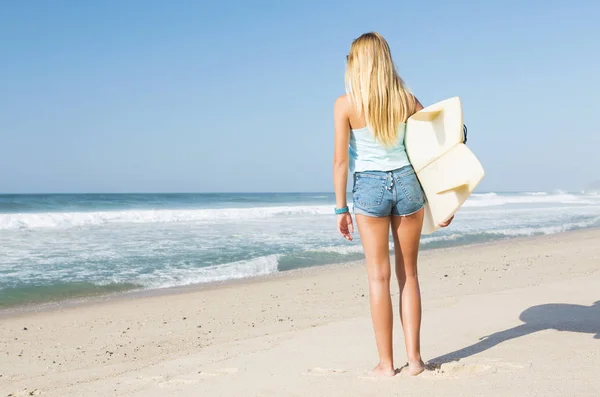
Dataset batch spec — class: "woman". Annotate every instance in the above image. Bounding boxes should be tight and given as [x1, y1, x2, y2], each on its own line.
[333, 32, 452, 377]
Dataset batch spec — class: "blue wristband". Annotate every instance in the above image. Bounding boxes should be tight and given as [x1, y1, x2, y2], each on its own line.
[335, 206, 349, 215]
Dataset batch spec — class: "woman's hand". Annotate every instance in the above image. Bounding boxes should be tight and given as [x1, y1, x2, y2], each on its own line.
[439, 215, 454, 228]
[337, 213, 354, 241]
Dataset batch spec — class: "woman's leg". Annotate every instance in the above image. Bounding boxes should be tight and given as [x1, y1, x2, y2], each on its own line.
[391, 208, 425, 375]
[355, 214, 395, 376]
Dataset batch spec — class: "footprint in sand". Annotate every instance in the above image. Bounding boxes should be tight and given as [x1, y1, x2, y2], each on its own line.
[423, 361, 497, 378]
[303, 367, 347, 376]
[482, 359, 530, 372]
[422, 359, 528, 379]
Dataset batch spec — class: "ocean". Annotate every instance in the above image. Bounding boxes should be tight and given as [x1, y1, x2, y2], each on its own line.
[1, 192, 599, 308]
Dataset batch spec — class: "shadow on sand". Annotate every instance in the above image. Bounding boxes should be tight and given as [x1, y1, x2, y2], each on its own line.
[428, 300, 600, 366]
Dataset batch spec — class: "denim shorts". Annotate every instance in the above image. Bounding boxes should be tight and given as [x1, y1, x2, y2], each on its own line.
[352, 165, 426, 217]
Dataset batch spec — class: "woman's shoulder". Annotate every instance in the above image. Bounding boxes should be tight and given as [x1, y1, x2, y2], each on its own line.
[334, 94, 351, 116]
[334, 93, 350, 107]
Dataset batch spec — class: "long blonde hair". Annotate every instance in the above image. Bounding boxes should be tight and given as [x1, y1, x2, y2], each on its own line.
[345, 32, 416, 147]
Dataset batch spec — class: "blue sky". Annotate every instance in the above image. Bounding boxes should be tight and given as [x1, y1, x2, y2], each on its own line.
[1, 0, 598, 193]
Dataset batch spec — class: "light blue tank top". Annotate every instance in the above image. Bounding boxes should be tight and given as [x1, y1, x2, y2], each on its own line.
[349, 123, 410, 174]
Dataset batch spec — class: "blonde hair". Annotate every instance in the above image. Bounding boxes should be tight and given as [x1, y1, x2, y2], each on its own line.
[345, 32, 416, 147]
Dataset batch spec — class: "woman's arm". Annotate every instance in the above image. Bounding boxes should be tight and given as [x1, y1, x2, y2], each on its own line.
[333, 95, 354, 240]
[333, 95, 351, 209]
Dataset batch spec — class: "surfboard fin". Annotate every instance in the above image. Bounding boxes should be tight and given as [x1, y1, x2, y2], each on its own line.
[410, 109, 443, 122]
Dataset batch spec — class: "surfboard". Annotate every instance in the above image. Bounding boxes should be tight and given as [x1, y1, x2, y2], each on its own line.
[405, 97, 485, 234]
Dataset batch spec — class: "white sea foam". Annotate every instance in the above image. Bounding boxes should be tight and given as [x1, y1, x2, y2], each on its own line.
[471, 192, 499, 198]
[0, 205, 333, 230]
[421, 233, 464, 245]
[309, 245, 364, 254]
[487, 216, 600, 237]
[463, 193, 598, 208]
[140, 254, 281, 288]
[524, 192, 548, 196]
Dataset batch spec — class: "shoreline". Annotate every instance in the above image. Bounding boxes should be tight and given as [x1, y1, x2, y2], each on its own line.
[2, 227, 598, 318]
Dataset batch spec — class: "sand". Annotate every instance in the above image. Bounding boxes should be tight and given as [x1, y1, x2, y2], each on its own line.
[1, 229, 599, 397]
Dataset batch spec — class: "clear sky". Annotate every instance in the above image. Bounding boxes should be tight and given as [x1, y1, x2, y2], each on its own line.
[1, 0, 599, 193]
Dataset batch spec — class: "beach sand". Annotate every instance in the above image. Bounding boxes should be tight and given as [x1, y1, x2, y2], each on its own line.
[1, 229, 599, 397]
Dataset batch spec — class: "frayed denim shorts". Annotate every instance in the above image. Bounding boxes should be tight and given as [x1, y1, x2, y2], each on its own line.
[352, 165, 425, 217]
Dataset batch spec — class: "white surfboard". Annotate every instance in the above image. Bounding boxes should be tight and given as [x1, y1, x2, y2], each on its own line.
[405, 97, 485, 234]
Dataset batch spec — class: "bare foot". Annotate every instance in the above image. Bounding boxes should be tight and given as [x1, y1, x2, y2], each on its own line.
[403, 360, 425, 376]
[369, 363, 396, 377]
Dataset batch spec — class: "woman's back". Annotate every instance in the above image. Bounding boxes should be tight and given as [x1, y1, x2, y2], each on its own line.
[345, 94, 412, 174]
[349, 123, 410, 174]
